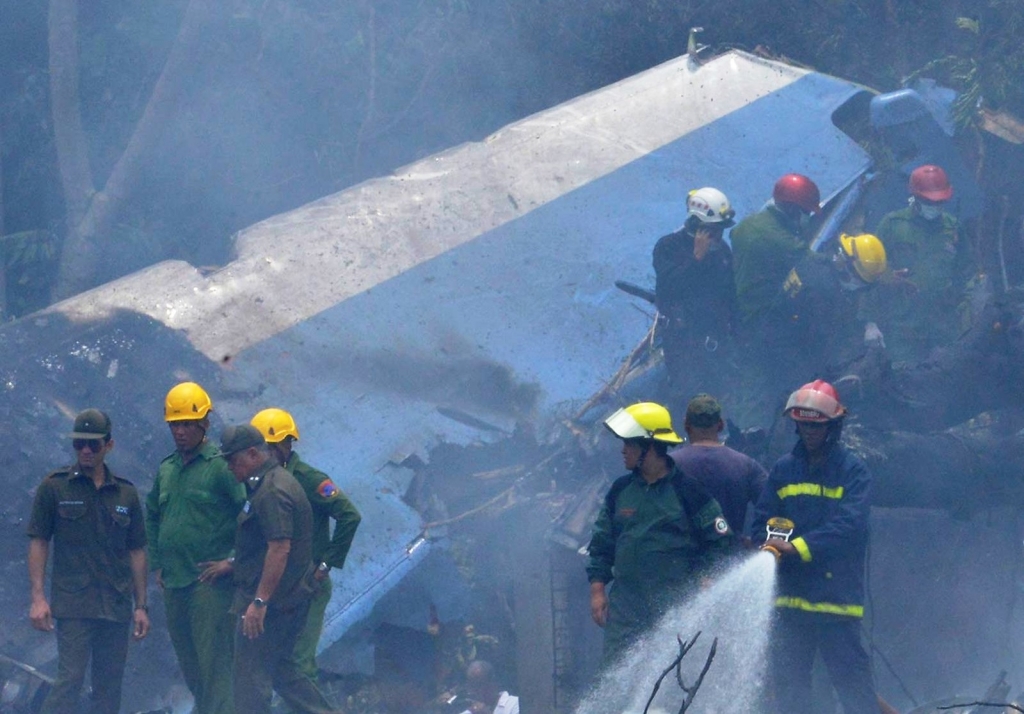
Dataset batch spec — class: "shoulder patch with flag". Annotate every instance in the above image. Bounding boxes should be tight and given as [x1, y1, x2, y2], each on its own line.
[317, 480, 340, 498]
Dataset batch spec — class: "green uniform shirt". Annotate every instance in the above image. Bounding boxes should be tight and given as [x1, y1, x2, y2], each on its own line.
[730, 205, 810, 322]
[285, 452, 361, 569]
[27, 465, 146, 622]
[861, 206, 967, 361]
[145, 441, 245, 589]
[586, 468, 732, 588]
[232, 461, 315, 613]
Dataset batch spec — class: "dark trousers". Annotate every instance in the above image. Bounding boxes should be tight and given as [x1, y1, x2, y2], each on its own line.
[41, 618, 130, 714]
[770, 611, 878, 714]
[234, 600, 339, 714]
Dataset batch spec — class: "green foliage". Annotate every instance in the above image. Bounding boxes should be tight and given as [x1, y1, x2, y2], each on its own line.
[1, 229, 56, 274]
[0, 229, 57, 317]
[908, 4, 1024, 131]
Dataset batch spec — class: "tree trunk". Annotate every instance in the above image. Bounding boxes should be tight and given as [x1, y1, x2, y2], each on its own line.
[51, 0, 214, 300]
[48, 0, 99, 301]
[48, 0, 93, 229]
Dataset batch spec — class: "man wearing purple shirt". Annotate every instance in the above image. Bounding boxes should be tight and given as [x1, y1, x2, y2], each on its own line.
[669, 394, 767, 539]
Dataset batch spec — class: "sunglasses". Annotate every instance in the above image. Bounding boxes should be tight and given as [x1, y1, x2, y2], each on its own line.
[73, 438, 106, 452]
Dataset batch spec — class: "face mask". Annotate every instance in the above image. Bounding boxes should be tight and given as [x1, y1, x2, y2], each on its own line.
[910, 196, 943, 221]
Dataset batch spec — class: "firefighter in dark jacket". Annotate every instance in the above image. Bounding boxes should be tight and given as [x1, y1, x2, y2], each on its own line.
[652, 187, 738, 399]
[587, 402, 734, 667]
[754, 380, 878, 714]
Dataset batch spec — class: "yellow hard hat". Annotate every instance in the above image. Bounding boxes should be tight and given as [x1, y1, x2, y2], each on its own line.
[839, 233, 887, 283]
[164, 382, 213, 422]
[604, 402, 683, 444]
[251, 408, 300, 443]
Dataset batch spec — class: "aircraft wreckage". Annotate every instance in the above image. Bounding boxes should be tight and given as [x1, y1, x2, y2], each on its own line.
[1, 49, 1021, 712]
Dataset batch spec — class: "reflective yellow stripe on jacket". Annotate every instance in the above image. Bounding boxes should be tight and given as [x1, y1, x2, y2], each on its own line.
[775, 596, 864, 617]
[776, 483, 844, 499]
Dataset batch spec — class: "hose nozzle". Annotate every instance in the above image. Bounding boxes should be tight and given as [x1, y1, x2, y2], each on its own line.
[766, 516, 795, 543]
[760, 543, 783, 560]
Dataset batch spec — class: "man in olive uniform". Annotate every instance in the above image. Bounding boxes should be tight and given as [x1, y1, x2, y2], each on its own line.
[587, 402, 734, 667]
[861, 164, 974, 362]
[251, 408, 361, 681]
[145, 382, 245, 714]
[731, 173, 821, 325]
[730, 174, 823, 413]
[218, 424, 340, 714]
[27, 409, 150, 714]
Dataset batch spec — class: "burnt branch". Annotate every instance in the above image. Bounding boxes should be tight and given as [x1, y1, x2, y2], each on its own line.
[642, 631, 718, 714]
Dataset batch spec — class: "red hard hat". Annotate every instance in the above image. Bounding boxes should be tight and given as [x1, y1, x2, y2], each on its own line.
[784, 379, 846, 422]
[909, 164, 953, 202]
[773, 174, 821, 214]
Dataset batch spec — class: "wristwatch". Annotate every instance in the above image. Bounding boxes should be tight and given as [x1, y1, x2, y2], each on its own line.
[316, 562, 331, 574]
[253, 597, 268, 608]
[135, 604, 148, 613]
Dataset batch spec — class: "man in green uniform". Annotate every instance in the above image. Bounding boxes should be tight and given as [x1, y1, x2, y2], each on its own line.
[27, 409, 150, 714]
[731, 173, 821, 325]
[218, 424, 340, 714]
[251, 408, 361, 682]
[587, 402, 734, 667]
[145, 382, 245, 714]
[861, 164, 974, 362]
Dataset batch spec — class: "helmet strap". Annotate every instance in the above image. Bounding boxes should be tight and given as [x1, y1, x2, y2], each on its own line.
[635, 442, 650, 473]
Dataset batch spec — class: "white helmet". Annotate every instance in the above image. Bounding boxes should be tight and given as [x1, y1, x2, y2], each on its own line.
[686, 187, 736, 227]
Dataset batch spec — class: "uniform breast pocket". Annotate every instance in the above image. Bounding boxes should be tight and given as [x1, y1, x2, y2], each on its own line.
[107, 508, 132, 551]
[185, 489, 220, 529]
[56, 503, 89, 544]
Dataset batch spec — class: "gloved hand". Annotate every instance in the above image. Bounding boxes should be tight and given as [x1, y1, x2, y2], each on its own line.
[863, 322, 885, 348]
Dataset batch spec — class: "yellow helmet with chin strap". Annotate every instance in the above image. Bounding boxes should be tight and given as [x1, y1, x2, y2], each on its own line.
[165, 382, 213, 422]
[604, 402, 683, 444]
[839, 233, 887, 283]
[251, 408, 300, 443]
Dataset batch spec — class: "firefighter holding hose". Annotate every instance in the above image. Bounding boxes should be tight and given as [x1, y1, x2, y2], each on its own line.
[754, 380, 878, 714]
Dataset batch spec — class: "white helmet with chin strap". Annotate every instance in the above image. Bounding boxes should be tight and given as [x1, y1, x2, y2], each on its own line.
[687, 187, 736, 228]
